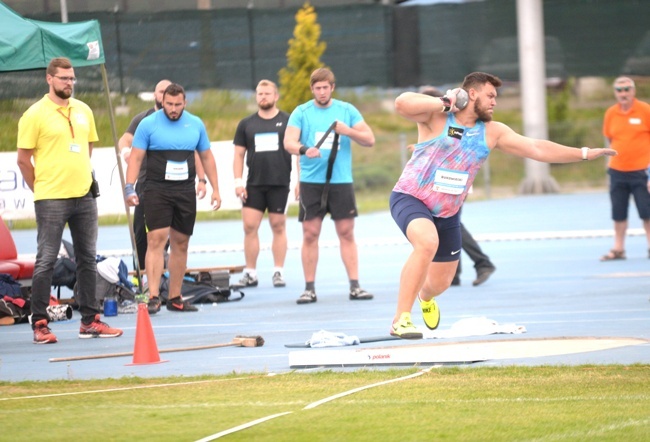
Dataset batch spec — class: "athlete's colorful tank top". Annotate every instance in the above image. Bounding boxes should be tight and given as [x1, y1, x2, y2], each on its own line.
[392, 113, 490, 218]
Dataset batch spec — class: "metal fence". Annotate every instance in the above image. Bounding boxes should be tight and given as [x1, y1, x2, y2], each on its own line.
[1, 0, 649, 98]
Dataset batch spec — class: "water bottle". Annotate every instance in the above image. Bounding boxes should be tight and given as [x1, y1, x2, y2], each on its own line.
[103, 294, 118, 317]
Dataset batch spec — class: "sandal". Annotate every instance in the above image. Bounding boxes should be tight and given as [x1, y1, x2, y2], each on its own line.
[600, 249, 626, 261]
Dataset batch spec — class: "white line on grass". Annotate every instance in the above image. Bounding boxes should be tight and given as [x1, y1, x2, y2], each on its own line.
[194, 412, 293, 442]
[193, 367, 435, 441]
[0, 373, 290, 401]
[524, 417, 650, 441]
[303, 366, 435, 410]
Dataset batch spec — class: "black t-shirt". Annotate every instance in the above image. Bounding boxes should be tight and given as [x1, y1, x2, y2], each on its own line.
[126, 108, 156, 183]
[233, 111, 291, 186]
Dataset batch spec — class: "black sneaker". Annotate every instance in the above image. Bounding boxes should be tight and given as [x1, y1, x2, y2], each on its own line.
[472, 267, 495, 287]
[147, 296, 161, 315]
[239, 273, 258, 287]
[166, 296, 198, 312]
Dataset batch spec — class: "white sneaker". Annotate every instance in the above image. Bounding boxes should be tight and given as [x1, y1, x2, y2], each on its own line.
[239, 273, 258, 287]
[272, 271, 286, 288]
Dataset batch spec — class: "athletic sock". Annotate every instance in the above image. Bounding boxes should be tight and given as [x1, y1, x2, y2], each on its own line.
[244, 268, 257, 278]
[273, 267, 283, 276]
[305, 281, 315, 291]
[349, 279, 360, 290]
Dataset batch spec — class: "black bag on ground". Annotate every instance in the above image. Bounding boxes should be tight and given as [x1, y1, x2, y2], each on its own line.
[159, 273, 243, 304]
[52, 239, 76, 298]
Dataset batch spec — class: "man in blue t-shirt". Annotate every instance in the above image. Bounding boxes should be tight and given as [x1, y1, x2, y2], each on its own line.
[284, 68, 376, 304]
[125, 83, 221, 313]
[118, 79, 208, 290]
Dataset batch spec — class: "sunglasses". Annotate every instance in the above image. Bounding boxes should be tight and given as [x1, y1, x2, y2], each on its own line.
[614, 87, 632, 92]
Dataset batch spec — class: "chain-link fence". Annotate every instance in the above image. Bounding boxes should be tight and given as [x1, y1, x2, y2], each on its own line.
[2, 0, 650, 98]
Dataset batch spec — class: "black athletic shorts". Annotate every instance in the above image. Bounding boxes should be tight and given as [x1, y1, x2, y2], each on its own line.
[608, 168, 650, 221]
[143, 186, 197, 236]
[243, 185, 290, 214]
[299, 182, 357, 222]
[389, 191, 461, 263]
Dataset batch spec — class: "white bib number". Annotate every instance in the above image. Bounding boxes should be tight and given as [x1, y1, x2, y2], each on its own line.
[315, 131, 335, 150]
[432, 168, 469, 195]
[254, 133, 279, 152]
[165, 160, 189, 181]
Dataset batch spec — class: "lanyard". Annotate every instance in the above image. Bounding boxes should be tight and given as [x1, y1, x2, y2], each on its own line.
[56, 107, 75, 140]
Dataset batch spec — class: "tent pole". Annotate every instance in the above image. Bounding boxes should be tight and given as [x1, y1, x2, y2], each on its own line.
[100, 63, 143, 288]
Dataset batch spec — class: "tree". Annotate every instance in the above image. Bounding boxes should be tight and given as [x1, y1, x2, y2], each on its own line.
[278, 2, 327, 114]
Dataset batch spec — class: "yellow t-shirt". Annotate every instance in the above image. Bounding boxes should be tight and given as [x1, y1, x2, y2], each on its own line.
[17, 95, 99, 201]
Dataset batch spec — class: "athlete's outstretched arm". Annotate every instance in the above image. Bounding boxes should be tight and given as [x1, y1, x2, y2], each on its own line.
[493, 122, 617, 162]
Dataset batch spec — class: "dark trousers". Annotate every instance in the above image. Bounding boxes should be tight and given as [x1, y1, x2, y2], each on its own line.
[133, 181, 147, 271]
[133, 181, 169, 273]
[32, 193, 99, 324]
[455, 222, 495, 278]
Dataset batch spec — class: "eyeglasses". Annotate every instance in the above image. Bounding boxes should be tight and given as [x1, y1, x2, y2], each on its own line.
[614, 87, 632, 92]
[54, 76, 77, 84]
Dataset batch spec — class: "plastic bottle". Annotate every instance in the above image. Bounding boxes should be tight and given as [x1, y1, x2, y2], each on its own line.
[103, 294, 118, 317]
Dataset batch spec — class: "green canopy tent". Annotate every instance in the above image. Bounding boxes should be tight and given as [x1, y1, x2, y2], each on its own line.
[0, 0, 142, 280]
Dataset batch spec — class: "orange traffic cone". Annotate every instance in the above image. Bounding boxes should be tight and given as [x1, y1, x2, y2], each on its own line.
[127, 303, 168, 365]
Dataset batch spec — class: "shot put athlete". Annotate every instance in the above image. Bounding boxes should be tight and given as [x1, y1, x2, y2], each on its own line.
[389, 71, 617, 339]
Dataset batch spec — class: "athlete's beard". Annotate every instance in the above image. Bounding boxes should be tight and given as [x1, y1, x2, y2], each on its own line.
[164, 108, 184, 121]
[474, 97, 493, 122]
[155, 99, 163, 110]
[54, 87, 72, 100]
[258, 100, 274, 111]
[316, 97, 331, 107]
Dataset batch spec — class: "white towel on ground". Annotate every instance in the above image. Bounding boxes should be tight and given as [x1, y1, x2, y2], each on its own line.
[307, 330, 361, 348]
[423, 317, 526, 339]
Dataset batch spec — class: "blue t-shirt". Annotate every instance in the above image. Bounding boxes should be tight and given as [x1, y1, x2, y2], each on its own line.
[288, 99, 363, 184]
[133, 109, 210, 153]
[132, 110, 210, 186]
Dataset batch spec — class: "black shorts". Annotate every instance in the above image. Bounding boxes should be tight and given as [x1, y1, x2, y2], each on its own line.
[143, 186, 197, 236]
[243, 185, 290, 214]
[390, 191, 461, 263]
[299, 182, 357, 222]
[608, 169, 650, 221]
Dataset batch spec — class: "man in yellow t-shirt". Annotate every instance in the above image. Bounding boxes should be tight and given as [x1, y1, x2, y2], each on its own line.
[17, 57, 123, 344]
[601, 76, 650, 261]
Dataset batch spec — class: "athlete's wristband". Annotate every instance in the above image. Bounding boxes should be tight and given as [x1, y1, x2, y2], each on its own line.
[124, 183, 136, 199]
[299, 145, 309, 155]
[198, 178, 207, 184]
[234, 178, 244, 188]
[581, 147, 590, 161]
[441, 96, 452, 113]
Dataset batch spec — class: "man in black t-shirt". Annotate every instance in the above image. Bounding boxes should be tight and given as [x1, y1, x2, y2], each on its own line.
[233, 79, 292, 288]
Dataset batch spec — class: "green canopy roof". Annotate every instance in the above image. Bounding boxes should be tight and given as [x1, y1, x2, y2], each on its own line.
[0, 0, 104, 72]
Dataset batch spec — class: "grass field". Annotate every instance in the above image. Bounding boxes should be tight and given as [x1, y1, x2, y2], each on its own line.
[2, 365, 649, 441]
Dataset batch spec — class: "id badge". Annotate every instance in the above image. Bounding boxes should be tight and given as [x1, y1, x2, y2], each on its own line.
[432, 168, 469, 195]
[69, 143, 81, 153]
[254, 133, 279, 152]
[315, 131, 335, 150]
[165, 160, 189, 181]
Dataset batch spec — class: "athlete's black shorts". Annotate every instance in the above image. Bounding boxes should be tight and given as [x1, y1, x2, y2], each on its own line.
[389, 191, 461, 263]
[608, 169, 650, 221]
[143, 186, 197, 236]
[299, 182, 358, 222]
[243, 185, 290, 214]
